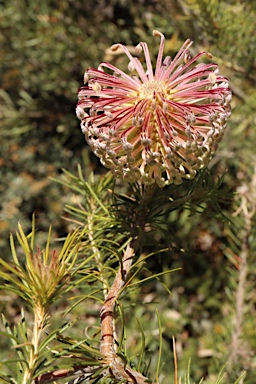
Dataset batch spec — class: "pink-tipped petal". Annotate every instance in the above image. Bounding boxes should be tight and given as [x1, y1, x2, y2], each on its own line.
[77, 32, 232, 187]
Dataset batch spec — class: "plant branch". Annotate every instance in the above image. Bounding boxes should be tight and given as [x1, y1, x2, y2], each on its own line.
[100, 242, 156, 383]
[24, 310, 47, 384]
[35, 365, 100, 383]
[99, 184, 158, 383]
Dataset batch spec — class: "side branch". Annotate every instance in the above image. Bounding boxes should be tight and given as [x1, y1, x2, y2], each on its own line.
[34, 365, 100, 383]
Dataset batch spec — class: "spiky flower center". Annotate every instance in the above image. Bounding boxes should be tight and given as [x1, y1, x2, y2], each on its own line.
[139, 80, 166, 99]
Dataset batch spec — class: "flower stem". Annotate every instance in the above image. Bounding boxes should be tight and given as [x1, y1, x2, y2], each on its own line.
[100, 184, 158, 383]
[100, 242, 156, 383]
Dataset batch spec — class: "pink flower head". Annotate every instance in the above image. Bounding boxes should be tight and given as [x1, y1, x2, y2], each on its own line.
[77, 31, 231, 187]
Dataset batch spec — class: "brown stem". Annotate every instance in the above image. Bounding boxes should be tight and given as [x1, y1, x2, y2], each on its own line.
[100, 243, 156, 383]
[100, 184, 158, 383]
[34, 365, 99, 383]
[100, 243, 134, 358]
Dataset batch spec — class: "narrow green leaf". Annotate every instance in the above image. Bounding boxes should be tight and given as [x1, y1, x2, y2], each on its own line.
[77, 163, 86, 183]
[0, 258, 23, 276]
[0, 330, 21, 345]
[185, 359, 191, 384]
[155, 309, 162, 383]
[16, 223, 31, 255]
[29, 213, 36, 252]
[215, 364, 227, 383]
[55, 336, 103, 358]
[128, 268, 181, 288]
[132, 248, 169, 269]
[17, 321, 29, 348]
[44, 225, 52, 264]
[233, 371, 246, 384]
[136, 317, 145, 373]
[0, 284, 30, 301]
[10, 233, 19, 266]
[38, 329, 60, 353]
[117, 303, 125, 352]
[84, 181, 109, 214]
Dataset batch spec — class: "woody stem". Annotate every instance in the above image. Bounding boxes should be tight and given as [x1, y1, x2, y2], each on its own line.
[100, 184, 157, 383]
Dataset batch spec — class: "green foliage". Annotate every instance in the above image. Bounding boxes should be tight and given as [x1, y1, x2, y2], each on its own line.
[0, 216, 107, 383]
[1, 0, 256, 383]
[0, 168, 247, 383]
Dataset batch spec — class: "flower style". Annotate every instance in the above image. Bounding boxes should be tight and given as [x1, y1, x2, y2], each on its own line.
[77, 30, 231, 187]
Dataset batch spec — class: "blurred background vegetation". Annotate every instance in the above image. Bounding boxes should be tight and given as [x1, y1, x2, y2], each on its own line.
[1, 0, 256, 382]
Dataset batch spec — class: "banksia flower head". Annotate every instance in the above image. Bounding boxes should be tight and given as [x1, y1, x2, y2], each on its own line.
[77, 31, 231, 187]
